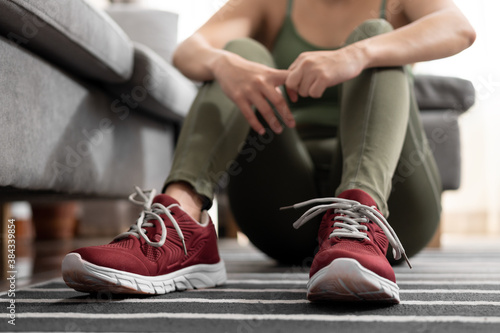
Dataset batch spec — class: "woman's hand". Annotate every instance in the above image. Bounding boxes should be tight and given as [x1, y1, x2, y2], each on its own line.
[213, 52, 296, 135]
[285, 46, 366, 101]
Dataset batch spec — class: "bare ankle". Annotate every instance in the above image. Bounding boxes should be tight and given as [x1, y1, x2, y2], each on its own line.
[164, 182, 204, 221]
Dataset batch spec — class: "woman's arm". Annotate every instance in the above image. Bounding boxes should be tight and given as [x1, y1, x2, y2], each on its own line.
[359, 1, 476, 68]
[285, 0, 476, 100]
[173, 0, 295, 135]
[173, 0, 261, 82]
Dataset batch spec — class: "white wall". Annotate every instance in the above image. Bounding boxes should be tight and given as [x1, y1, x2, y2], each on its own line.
[140, 0, 227, 41]
[415, 0, 500, 236]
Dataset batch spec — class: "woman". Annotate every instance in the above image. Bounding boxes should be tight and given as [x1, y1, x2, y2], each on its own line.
[62, 0, 475, 303]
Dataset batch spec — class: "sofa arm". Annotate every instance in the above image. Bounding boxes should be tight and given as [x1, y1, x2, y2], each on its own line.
[420, 111, 462, 191]
[104, 7, 197, 122]
[105, 42, 198, 122]
[0, 0, 134, 83]
[414, 75, 475, 113]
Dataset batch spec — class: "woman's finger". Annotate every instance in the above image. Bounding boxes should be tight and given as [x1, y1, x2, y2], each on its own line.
[235, 97, 266, 135]
[285, 67, 303, 96]
[308, 78, 327, 99]
[286, 87, 299, 103]
[297, 71, 315, 97]
[249, 92, 283, 134]
[262, 85, 296, 129]
[267, 69, 289, 86]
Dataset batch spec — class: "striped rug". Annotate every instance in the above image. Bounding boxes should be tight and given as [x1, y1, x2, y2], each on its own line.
[2, 241, 500, 332]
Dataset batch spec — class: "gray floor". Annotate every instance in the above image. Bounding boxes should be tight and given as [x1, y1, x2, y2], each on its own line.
[2, 239, 500, 332]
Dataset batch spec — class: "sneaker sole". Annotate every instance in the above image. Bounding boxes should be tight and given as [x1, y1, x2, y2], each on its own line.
[307, 258, 400, 303]
[62, 253, 227, 295]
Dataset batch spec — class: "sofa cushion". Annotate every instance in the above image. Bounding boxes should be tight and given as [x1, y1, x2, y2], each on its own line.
[414, 75, 475, 112]
[0, 0, 133, 83]
[105, 42, 198, 122]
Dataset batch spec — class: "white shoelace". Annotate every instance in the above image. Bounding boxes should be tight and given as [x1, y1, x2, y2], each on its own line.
[282, 197, 412, 268]
[114, 186, 188, 255]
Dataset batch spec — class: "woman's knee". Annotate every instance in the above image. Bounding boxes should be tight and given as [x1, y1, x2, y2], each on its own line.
[346, 19, 394, 44]
[223, 38, 275, 67]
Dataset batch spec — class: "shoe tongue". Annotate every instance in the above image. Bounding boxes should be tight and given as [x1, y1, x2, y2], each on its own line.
[148, 194, 180, 236]
[152, 194, 180, 207]
[338, 189, 378, 208]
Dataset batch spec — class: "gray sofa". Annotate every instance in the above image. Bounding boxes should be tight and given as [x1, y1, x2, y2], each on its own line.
[414, 74, 474, 190]
[0, 0, 197, 202]
[0, 0, 474, 205]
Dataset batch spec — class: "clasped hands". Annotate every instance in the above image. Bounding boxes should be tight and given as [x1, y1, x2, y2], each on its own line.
[214, 48, 364, 135]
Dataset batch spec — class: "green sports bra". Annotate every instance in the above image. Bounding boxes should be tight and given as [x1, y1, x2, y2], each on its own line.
[272, 0, 387, 130]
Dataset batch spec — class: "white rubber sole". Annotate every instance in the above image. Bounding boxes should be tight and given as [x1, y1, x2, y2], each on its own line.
[307, 258, 400, 303]
[62, 253, 227, 295]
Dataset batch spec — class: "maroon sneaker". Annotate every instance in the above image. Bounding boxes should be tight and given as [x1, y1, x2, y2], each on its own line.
[285, 189, 410, 303]
[62, 187, 226, 294]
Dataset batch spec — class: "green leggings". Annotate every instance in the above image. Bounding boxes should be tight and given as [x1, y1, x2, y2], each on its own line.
[166, 20, 442, 264]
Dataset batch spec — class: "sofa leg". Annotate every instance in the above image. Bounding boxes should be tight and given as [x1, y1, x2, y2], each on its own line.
[1, 203, 12, 280]
[31, 202, 78, 240]
[1, 202, 10, 236]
